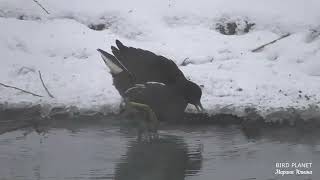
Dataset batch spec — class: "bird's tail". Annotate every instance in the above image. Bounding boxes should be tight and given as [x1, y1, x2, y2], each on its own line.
[97, 48, 131, 76]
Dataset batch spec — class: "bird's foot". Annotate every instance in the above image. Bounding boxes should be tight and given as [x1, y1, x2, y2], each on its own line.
[126, 101, 159, 138]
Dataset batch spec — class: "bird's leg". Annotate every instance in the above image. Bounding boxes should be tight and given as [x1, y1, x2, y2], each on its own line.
[119, 101, 133, 118]
[126, 101, 159, 139]
[119, 99, 139, 120]
[119, 98, 126, 114]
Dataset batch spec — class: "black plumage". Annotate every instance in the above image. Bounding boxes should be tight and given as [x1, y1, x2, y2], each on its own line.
[97, 40, 204, 122]
[124, 83, 187, 122]
[111, 40, 184, 85]
[109, 40, 203, 111]
[97, 49, 186, 122]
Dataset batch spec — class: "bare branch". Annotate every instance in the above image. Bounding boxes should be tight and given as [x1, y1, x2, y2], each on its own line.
[32, 0, 50, 14]
[251, 33, 291, 52]
[38, 71, 54, 98]
[180, 57, 190, 66]
[0, 82, 43, 97]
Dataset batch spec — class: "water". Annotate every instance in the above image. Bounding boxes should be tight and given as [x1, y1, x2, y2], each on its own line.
[0, 120, 319, 180]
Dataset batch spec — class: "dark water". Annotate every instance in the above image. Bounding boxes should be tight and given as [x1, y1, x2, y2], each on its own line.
[0, 120, 319, 180]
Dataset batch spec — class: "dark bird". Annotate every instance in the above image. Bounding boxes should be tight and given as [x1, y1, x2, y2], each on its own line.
[102, 40, 204, 111]
[97, 48, 187, 123]
[114, 135, 203, 180]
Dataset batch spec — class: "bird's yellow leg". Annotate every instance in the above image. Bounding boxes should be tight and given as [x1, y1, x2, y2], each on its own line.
[127, 101, 159, 134]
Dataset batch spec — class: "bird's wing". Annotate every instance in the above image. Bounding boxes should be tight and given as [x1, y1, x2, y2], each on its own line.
[112, 40, 174, 66]
[111, 40, 186, 84]
[97, 48, 132, 77]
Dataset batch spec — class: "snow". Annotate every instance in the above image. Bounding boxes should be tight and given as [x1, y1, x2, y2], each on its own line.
[0, 0, 320, 119]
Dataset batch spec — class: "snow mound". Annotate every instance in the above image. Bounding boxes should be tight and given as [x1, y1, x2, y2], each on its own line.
[0, 0, 320, 123]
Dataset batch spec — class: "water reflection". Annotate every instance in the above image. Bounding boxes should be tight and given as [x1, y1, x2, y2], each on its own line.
[0, 119, 319, 180]
[114, 135, 203, 180]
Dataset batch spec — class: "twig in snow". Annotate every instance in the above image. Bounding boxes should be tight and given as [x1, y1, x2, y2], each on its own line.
[0, 82, 43, 97]
[180, 57, 190, 66]
[251, 33, 291, 52]
[32, 0, 50, 14]
[38, 71, 54, 98]
[221, 104, 234, 109]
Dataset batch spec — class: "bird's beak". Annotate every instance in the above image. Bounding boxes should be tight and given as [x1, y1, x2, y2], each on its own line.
[195, 102, 205, 112]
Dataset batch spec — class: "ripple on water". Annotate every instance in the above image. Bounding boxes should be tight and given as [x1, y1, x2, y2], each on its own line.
[0, 122, 319, 180]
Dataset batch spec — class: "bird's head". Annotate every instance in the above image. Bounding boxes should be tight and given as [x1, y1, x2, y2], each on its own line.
[184, 80, 204, 112]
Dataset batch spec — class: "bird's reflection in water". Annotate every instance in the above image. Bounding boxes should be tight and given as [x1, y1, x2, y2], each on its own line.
[114, 135, 203, 180]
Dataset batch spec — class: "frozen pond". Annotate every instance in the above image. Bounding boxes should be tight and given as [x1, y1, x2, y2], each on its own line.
[0, 119, 319, 180]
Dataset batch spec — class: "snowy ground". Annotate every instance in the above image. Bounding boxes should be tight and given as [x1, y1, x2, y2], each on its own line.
[1, 0, 320, 121]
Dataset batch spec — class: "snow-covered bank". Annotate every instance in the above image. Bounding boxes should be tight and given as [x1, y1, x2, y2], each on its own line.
[1, 0, 320, 122]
